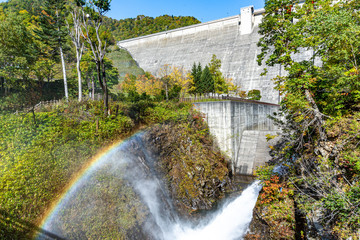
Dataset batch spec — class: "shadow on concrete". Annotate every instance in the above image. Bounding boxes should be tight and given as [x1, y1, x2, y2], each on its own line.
[0, 209, 65, 240]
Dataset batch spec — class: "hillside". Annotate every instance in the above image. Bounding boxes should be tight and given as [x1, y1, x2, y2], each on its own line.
[0, 0, 201, 42]
[107, 46, 145, 84]
[104, 15, 201, 41]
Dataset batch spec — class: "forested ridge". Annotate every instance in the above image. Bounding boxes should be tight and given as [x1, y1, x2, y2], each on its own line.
[0, 0, 201, 41]
[104, 15, 201, 41]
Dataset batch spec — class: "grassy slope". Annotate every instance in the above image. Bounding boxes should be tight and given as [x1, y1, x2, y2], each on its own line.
[107, 47, 145, 92]
[0, 100, 191, 239]
[0, 100, 231, 239]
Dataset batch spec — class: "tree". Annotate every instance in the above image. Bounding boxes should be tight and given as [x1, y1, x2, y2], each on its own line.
[258, 0, 360, 134]
[1, 0, 45, 16]
[169, 66, 193, 99]
[80, 52, 97, 99]
[0, 11, 37, 83]
[37, 0, 69, 100]
[209, 54, 221, 76]
[247, 89, 261, 100]
[66, 0, 85, 102]
[119, 73, 137, 95]
[158, 64, 173, 101]
[77, 0, 112, 114]
[208, 55, 228, 97]
[257, 0, 360, 237]
[135, 72, 162, 96]
[200, 65, 213, 96]
[190, 62, 203, 97]
[196, 63, 203, 95]
[80, 51, 119, 100]
[0, 10, 42, 125]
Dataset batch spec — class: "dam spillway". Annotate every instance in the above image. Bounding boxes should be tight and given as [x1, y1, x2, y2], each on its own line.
[193, 100, 279, 175]
[118, 6, 282, 104]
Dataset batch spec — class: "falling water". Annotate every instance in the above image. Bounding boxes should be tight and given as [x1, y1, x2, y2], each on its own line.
[38, 134, 262, 240]
[171, 181, 261, 240]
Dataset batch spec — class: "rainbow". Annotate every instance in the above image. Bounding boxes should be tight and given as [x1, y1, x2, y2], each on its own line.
[34, 138, 127, 239]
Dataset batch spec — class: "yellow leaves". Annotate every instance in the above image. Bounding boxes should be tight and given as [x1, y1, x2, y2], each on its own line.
[169, 66, 193, 98]
[309, 77, 317, 84]
[121, 65, 193, 98]
[344, 67, 359, 77]
[19, 10, 29, 15]
[135, 73, 162, 96]
[266, 133, 278, 142]
[118, 74, 137, 93]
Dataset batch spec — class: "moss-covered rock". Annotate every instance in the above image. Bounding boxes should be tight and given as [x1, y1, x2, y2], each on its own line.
[145, 110, 232, 215]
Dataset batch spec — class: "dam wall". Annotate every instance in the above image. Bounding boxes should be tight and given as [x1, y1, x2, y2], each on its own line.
[118, 6, 282, 103]
[194, 101, 279, 175]
[117, 4, 312, 104]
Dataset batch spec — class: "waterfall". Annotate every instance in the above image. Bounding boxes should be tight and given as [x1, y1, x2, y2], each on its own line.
[171, 181, 261, 240]
[38, 134, 261, 240]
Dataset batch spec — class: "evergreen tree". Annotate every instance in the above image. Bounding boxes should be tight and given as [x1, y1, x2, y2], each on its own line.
[196, 62, 202, 95]
[36, 0, 69, 100]
[209, 54, 227, 96]
[200, 65, 213, 95]
[190, 62, 201, 96]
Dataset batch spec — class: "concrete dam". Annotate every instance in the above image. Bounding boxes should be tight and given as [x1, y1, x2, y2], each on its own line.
[117, 6, 286, 175]
[194, 100, 279, 175]
[118, 6, 282, 104]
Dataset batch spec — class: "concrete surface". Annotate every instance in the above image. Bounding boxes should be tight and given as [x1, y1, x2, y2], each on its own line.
[194, 101, 279, 175]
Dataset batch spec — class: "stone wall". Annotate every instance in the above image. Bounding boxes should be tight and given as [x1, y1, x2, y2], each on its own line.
[194, 101, 279, 175]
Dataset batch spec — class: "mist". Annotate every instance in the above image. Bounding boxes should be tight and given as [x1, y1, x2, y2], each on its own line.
[38, 133, 261, 240]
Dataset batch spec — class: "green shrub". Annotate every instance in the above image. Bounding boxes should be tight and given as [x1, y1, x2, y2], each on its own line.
[247, 89, 262, 101]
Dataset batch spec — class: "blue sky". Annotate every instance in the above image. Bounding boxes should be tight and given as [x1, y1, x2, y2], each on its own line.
[0, 0, 265, 23]
[107, 0, 265, 22]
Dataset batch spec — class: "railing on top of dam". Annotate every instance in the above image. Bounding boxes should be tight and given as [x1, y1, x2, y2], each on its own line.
[117, 8, 266, 45]
[180, 95, 279, 107]
[117, 0, 307, 45]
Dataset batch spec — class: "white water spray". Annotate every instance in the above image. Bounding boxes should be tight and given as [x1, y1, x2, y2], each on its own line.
[39, 134, 262, 240]
[171, 181, 261, 240]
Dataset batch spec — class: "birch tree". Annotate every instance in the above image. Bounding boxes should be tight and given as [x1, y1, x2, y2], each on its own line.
[77, 0, 112, 115]
[66, 1, 85, 101]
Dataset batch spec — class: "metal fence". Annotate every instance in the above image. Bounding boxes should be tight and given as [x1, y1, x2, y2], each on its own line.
[180, 95, 279, 106]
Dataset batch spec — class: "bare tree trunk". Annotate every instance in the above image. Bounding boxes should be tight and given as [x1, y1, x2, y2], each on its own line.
[3, 78, 6, 96]
[0, 77, 3, 95]
[78, 5, 109, 114]
[67, 8, 84, 102]
[95, 60, 109, 115]
[59, 45, 68, 100]
[165, 82, 169, 102]
[101, 61, 109, 115]
[92, 77, 95, 100]
[304, 89, 326, 141]
[76, 51, 82, 101]
[31, 107, 37, 128]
